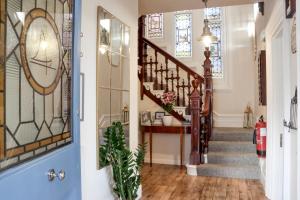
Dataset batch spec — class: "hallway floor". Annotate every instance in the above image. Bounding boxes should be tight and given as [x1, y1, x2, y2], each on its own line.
[141, 164, 267, 200]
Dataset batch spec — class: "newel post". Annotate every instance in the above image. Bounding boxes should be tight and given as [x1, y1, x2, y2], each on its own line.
[138, 15, 146, 66]
[190, 76, 202, 165]
[203, 47, 212, 90]
[138, 16, 146, 100]
[203, 47, 213, 142]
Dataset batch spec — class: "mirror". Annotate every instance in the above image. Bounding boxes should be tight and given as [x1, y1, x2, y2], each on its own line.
[96, 6, 130, 169]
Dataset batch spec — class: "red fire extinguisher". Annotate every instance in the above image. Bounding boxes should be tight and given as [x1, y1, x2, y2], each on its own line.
[254, 116, 266, 158]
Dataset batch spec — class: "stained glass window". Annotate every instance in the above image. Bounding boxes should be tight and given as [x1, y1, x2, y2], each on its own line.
[147, 13, 163, 38]
[205, 8, 223, 78]
[175, 12, 192, 57]
[0, 0, 73, 171]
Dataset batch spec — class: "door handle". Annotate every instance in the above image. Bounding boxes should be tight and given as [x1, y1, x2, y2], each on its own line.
[47, 169, 66, 182]
[57, 170, 66, 181]
[48, 169, 57, 181]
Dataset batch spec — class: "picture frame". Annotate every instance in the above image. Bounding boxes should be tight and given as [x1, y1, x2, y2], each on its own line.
[286, 0, 296, 18]
[140, 111, 152, 125]
[155, 112, 165, 119]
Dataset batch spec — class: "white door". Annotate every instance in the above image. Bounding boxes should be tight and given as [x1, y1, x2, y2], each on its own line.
[268, 30, 284, 200]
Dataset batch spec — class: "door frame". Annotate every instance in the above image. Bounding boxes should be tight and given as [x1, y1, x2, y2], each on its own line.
[297, 1, 300, 199]
[0, 0, 82, 195]
[265, 1, 285, 199]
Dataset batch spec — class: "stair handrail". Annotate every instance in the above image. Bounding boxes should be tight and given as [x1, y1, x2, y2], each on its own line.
[141, 38, 204, 83]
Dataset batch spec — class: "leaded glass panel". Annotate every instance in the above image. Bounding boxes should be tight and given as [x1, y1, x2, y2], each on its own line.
[0, 0, 73, 171]
[206, 7, 221, 20]
[175, 12, 192, 57]
[147, 13, 163, 38]
[205, 7, 223, 78]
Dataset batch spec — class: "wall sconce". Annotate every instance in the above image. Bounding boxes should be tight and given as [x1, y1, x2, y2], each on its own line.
[122, 105, 129, 123]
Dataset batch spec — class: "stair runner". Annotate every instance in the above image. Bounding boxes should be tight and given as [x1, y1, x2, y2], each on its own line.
[196, 128, 261, 180]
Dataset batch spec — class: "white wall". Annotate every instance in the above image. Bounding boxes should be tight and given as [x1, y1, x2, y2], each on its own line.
[80, 0, 138, 199]
[213, 5, 256, 127]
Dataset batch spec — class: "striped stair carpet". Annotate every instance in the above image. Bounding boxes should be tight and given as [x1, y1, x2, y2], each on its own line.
[196, 128, 261, 180]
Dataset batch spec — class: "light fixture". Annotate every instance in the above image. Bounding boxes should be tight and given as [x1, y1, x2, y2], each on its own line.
[198, 0, 218, 47]
[99, 28, 110, 54]
[99, 14, 111, 54]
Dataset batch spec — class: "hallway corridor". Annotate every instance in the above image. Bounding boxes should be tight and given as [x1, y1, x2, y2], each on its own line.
[141, 164, 267, 200]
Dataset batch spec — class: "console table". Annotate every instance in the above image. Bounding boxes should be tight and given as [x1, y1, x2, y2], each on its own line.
[141, 125, 191, 168]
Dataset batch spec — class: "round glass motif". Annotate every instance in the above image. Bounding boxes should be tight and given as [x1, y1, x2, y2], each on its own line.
[20, 8, 62, 95]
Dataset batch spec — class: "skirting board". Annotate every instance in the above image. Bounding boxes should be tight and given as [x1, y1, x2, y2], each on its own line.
[144, 158, 189, 166]
[213, 112, 244, 127]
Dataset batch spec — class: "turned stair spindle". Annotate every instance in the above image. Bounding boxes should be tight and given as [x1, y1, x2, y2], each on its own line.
[176, 65, 180, 106]
[165, 58, 169, 92]
[154, 50, 158, 88]
[150, 56, 153, 82]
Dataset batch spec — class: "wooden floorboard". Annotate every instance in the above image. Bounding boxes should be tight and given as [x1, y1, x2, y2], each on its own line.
[141, 164, 268, 200]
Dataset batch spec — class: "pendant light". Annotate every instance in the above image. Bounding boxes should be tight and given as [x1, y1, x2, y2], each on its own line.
[99, 11, 111, 54]
[198, 0, 218, 47]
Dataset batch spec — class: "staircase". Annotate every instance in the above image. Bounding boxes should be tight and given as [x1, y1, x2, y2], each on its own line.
[138, 16, 261, 180]
[138, 15, 213, 165]
[196, 128, 260, 179]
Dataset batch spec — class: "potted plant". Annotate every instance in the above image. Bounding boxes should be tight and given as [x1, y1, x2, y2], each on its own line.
[99, 122, 146, 200]
[161, 91, 176, 126]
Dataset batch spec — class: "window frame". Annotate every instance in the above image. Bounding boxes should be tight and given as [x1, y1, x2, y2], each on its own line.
[205, 7, 224, 79]
[146, 13, 164, 39]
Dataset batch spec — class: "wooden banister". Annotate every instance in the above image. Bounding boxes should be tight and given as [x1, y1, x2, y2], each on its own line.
[142, 38, 204, 83]
[201, 91, 212, 116]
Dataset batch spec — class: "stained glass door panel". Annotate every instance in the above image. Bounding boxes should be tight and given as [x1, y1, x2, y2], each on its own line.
[1, 0, 73, 170]
[0, 0, 81, 199]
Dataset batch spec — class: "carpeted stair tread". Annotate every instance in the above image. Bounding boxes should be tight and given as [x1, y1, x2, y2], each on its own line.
[196, 163, 260, 180]
[192, 128, 260, 179]
[208, 152, 258, 165]
[213, 127, 253, 134]
[209, 141, 256, 153]
[211, 128, 254, 141]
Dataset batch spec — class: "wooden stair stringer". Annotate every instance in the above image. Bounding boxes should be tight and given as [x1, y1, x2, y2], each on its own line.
[142, 85, 186, 122]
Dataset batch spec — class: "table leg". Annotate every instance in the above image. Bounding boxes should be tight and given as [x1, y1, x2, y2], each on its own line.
[150, 130, 152, 167]
[141, 128, 145, 164]
[141, 129, 145, 146]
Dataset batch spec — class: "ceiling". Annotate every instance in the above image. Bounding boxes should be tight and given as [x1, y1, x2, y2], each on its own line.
[139, 0, 264, 15]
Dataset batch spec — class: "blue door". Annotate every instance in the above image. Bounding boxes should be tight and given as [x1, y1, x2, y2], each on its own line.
[0, 0, 82, 199]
